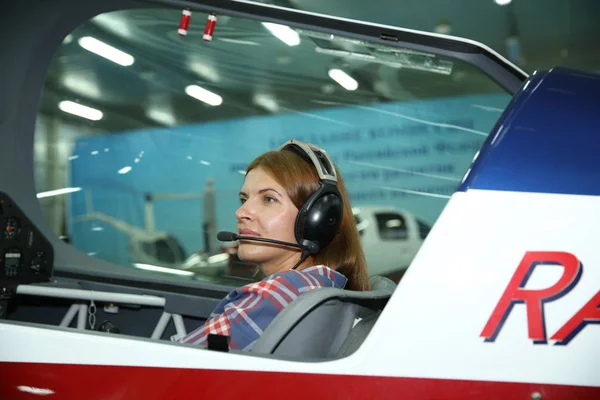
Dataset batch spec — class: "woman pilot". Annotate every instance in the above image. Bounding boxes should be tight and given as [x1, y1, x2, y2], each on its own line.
[179, 139, 370, 351]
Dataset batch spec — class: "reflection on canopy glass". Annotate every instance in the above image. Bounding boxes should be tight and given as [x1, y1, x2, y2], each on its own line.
[34, 7, 511, 286]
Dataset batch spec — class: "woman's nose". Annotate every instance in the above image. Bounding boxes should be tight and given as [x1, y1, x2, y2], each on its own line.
[235, 200, 253, 221]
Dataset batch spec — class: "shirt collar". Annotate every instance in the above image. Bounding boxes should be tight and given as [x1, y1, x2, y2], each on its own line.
[302, 265, 348, 289]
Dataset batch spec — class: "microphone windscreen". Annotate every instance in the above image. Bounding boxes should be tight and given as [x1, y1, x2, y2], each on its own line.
[217, 231, 238, 241]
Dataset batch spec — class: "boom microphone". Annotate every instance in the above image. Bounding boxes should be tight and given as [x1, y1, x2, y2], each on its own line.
[217, 231, 319, 254]
[217, 231, 240, 242]
[217, 231, 301, 249]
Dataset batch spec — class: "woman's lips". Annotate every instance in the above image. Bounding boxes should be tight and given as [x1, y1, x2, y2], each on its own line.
[239, 228, 260, 237]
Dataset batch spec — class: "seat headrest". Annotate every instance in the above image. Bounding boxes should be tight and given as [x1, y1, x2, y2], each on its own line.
[369, 276, 397, 294]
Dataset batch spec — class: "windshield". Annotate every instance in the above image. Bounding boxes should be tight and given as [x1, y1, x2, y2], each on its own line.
[34, 7, 512, 286]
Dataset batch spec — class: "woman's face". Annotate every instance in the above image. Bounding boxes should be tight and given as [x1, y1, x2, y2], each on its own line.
[235, 167, 301, 275]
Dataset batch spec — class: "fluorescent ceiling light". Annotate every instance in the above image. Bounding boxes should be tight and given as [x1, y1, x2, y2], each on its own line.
[253, 93, 279, 112]
[328, 69, 358, 91]
[118, 166, 132, 175]
[37, 187, 82, 199]
[495, 0, 511, 5]
[190, 61, 221, 83]
[133, 263, 194, 276]
[185, 85, 223, 106]
[434, 22, 452, 35]
[63, 75, 101, 100]
[262, 23, 300, 46]
[78, 36, 134, 66]
[147, 109, 176, 126]
[59, 101, 103, 121]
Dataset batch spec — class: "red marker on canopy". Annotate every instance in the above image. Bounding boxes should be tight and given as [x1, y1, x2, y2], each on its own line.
[178, 8, 192, 36]
[203, 13, 217, 42]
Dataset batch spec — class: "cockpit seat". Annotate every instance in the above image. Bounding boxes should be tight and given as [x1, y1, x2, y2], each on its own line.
[250, 276, 396, 359]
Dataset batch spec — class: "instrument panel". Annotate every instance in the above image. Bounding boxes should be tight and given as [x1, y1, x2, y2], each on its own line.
[0, 191, 54, 300]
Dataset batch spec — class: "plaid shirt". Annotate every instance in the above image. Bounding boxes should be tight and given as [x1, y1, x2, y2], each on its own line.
[178, 265, 348, 351]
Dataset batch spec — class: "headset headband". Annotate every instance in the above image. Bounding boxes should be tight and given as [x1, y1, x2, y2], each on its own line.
[277, 139, 338, 183]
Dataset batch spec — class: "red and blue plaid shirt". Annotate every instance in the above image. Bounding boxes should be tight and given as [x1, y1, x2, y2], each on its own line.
[178, 265, 348, 351]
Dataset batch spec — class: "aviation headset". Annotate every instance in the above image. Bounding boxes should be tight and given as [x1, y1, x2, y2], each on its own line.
[277, 139, 343, 256]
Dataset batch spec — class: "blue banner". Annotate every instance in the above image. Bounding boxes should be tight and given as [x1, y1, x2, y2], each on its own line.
[68, 93, 510, 265]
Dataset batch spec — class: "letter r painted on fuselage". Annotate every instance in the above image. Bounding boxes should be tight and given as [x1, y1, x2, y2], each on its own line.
[480, 251, 583, 344]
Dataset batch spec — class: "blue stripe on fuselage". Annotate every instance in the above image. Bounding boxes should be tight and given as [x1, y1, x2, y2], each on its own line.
[459, 67, 600, 196]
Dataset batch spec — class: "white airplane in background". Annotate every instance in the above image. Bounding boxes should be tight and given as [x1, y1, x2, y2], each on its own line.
[353, 206, 431, 281]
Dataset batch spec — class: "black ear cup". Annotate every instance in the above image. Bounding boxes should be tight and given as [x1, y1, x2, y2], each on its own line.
[278, 139, 343, 255]
[294, 183, 343, 251]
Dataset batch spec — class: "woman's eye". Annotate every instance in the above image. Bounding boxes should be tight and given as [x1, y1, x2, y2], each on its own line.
[239, 198, 246, 205]
[265, 196, 277, 203]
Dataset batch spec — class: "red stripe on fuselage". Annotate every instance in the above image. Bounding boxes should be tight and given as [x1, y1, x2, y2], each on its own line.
[1, 362, 598, 399]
